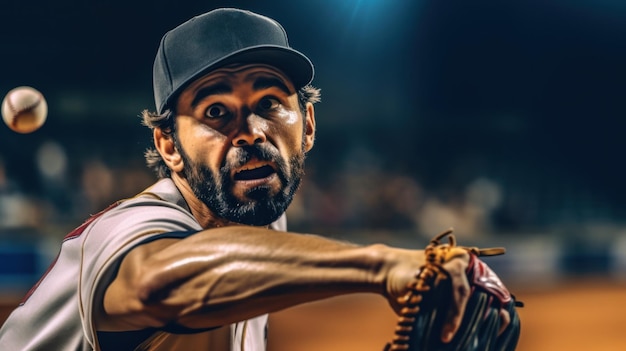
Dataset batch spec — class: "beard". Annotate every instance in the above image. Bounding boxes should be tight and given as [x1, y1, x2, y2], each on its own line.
[176, 140, 305, 226]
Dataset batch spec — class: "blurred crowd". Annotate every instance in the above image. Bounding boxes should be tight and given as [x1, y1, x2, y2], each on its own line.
[0, 141, 506, 243]
[0, 148, 152, 240]
[0, 134, 619, 245]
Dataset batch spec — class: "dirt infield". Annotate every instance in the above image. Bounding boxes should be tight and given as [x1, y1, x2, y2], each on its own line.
[1, 279, 624, 350]
[268, 279, 626, 351]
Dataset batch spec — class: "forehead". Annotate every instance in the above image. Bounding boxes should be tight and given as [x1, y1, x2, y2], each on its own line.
[184, 64, 296, 92]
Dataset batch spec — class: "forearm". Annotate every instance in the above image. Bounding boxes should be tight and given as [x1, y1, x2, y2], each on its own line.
[133, 226, 401, 328]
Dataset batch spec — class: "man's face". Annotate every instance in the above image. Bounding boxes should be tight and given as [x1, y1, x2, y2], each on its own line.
[172, 64, 314, 226]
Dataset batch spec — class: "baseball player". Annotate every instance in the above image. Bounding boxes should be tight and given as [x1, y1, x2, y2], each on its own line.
[0, 8, 518, 351]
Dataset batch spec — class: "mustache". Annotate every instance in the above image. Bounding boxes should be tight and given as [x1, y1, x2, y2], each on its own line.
[222, 144, 283, 171]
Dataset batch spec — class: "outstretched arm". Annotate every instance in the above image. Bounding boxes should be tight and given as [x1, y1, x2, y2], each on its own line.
[100, 226, 471, 341]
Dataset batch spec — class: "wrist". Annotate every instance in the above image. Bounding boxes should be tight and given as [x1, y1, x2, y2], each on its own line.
[378, 246, 426, 300]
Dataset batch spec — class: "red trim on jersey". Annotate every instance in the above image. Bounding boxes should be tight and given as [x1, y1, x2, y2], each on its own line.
[63, 201, 122, 241]
[19, 201, 122, 305]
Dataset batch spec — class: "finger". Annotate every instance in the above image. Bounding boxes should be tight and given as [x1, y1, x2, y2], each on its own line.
[441, 282, 470, 342]
[440, 259, 471, 342]
[498, 308, 511, 335]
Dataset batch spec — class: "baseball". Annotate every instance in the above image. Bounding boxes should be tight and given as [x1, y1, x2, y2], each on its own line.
[1, 86, 48, 133]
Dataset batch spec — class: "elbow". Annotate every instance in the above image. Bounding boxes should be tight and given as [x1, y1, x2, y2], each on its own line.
[103, 269, 176, 329]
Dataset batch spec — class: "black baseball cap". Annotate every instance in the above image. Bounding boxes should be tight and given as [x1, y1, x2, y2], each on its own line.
[153, 8, 314, 114]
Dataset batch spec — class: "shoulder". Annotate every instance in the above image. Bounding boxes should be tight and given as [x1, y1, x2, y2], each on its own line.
[78, 179, 201, 262]
[97, 178, 199, 232]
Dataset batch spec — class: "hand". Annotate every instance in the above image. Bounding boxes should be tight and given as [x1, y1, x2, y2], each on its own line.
[383, 229, 522, 351]
[383, 247, 472, 342]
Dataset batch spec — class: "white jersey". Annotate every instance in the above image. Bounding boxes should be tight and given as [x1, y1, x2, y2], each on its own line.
[0, 178, 285, 351]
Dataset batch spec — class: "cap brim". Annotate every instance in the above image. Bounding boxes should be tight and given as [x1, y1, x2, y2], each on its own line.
[161, 45, 314, 112]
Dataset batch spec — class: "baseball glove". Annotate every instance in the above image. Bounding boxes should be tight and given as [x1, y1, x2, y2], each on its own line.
[384, 228, 522, 351]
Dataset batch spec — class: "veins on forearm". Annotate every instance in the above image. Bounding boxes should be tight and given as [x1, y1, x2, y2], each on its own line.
[137, 228, 387, 322]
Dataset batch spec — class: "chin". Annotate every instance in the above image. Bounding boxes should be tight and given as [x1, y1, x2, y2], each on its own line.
[227, 194, 290, 226]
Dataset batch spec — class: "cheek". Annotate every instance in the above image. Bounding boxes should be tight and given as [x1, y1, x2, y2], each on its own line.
[272, 126, 303, 155]
[277, 109, 299, 126]
[192, 123, 227, 141]
[182, 123, 230, 166]
[271, 109, 303, 148]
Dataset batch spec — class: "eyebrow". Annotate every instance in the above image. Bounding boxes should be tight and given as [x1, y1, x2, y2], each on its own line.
[190, 76, 292, 108]
[191, 83, 232, 108]
[252, 76, 292, 96]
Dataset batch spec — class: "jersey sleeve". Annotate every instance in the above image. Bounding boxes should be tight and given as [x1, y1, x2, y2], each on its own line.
[77, 195, 202, 348]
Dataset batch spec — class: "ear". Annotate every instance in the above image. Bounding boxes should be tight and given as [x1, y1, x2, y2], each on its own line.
[154, 127, 184, 173]
[303, 102, 316, 152]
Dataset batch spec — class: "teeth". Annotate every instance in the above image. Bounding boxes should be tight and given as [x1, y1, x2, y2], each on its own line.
[237, 161, 269, 172]
[233, 163, 275, 181]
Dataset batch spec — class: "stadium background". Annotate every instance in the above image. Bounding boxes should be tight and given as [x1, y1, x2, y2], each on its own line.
[1, 0, 625, 349]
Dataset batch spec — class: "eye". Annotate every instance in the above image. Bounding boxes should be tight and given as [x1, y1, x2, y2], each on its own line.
[205, 104, 228, 119]
[258, 97, 281, 111]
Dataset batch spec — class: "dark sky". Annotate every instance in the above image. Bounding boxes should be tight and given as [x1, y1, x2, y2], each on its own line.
[2, 1, 623, 127]
[1, 0, 625, 220]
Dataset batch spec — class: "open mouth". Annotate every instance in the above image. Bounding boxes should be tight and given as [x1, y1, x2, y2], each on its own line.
[233, 164, 276, 181]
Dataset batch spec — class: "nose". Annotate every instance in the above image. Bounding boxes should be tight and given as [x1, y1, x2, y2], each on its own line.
[232, 114, 267, 147]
